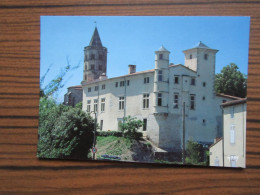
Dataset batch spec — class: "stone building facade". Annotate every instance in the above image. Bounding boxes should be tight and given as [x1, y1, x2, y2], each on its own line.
[81, 27, 238, 153]
[63, 85, 83, 107]
[209, 99, 247, 168]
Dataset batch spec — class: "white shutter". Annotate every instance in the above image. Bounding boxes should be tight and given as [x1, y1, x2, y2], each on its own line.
[230, 125, 235, 144]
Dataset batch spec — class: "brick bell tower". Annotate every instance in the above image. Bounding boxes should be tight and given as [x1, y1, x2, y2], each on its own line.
[83, 27, 107, 82]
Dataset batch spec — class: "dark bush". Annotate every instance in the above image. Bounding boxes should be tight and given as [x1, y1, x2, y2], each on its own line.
[97, 131, 123, 137]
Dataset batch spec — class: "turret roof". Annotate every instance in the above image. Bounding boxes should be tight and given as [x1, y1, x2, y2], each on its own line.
[89, 27, 102, 47]
[157, 45, 170, 52]
[193, 41, 210, 49]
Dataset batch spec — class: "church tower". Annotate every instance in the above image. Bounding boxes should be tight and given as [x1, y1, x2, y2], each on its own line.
[83, 27, 107, 82]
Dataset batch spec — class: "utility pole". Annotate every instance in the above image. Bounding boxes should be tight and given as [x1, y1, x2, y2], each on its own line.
[182, 102, 186, 165]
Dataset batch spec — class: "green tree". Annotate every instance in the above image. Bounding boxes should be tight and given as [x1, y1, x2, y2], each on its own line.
[185, 140, 204, 165]
[38, 98, 95, 159]
[215, 63, 247, 98]
[120, 116, 143, 139]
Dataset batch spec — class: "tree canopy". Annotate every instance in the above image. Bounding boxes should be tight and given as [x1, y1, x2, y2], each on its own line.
[215, 63, 247, 98]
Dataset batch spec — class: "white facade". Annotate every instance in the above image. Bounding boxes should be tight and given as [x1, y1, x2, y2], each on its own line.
[210, 99, 247, 168]
[81, 29, 238, 153]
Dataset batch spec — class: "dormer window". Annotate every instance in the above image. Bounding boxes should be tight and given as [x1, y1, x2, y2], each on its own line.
[159, 54, 163, 60]
[190, 54, 192, 59]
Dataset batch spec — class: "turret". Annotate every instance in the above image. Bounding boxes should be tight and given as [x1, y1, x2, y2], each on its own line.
[83, 27, 107, 82]
[153, 46, 170, 114]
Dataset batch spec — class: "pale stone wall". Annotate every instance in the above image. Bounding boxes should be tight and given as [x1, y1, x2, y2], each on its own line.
[223, 103, 247, 168]
[209, 139, 223, 167]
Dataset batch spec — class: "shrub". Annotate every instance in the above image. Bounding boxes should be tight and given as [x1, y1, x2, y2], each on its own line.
[185, 140, 204, 165]
[97, 131, 123, 137]
[38, 98, 94, 159]
[120, 116, 143, 139]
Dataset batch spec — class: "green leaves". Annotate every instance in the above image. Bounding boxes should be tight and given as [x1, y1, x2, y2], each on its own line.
[215, 63, 247, 98]
[37, 98, 94, 160]
[120, 116, 143, 139]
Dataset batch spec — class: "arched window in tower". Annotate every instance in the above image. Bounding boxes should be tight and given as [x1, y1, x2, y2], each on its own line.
[189, 54, 192, 59]
[99, 54, 103, 60]
[204, 54, 208, 60]
[91, 64, 95, 70]
[98, 65, 102, 71]
[91, 54, 95, 60]
[159, 54, 163, 60]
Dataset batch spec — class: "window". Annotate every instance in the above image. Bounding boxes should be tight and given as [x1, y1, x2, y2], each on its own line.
[191, 78, 196, 85]
[115, 82, 118, 87]
[157, 93, 162, 106]
[99, 54, 103, 60]
[87, 100, 91, 112]
[95, 86, 99, 91]
[143, 94, 149, 109]
[101, 98, 105, 112]
[202, 119, 206, 125]
[159, 54, 163, 59]
[190, 94, 195, 110]
[120, 81, 125, 87]
[202, 96, 205, 100]
[98, 65, 102, 71]
[102, 84, 105, 90]
[94, 99, 98, 112]
[119, 97, 125, 110]
[158, 70, 163, 82]
[214, 157, 219, 166]
[230, 124, 235, 144]
[88, 87, 91, 92]
[91, 54, 95, 60]
[127, 80, 130, 86]
[203, 82, 206, 87]
[100, 120, 103, 130]
[174, 76, 179, 84]
[91, 64, 95, 70]
[231, 106, 235, 118]
[204, 54, 208, 60]
[190, 54, 192, 59]
[143, 119, 147, 131]
[174, 93, 179, 108]
[144, 77, 149, 84]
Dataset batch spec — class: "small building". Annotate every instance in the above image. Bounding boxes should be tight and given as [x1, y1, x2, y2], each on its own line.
[63, 85, 83, 107]
[209, 98, 247, 168]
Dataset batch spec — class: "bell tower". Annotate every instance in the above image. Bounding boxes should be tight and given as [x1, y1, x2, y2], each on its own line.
[83, 27, 107, 82]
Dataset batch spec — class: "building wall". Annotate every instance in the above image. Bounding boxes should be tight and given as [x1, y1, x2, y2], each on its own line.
[209, 139, 223, 167]
[64, 88, 83, 107]
[223, 103, 247, 168]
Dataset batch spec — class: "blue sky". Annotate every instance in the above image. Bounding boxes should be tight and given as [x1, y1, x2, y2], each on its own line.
[40, 16, 250, 103]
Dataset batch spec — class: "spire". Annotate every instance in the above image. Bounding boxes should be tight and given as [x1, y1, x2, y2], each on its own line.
[89, 27, 102, 47]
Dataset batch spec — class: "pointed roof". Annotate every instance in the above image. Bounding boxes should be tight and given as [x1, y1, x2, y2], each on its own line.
[89, 27, 102, 47]
[157, 45, 170, 52]
[193, 41, 210, 49]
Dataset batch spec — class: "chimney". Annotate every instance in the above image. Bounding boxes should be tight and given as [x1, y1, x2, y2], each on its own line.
[99, 73, 108, 80]
[128, 65, 136, 74]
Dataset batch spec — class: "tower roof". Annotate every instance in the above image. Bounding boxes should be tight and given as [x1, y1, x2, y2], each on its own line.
[193, 41, 210, 49]
[89, 27, 102, 47]
[157, 45, 170, 52]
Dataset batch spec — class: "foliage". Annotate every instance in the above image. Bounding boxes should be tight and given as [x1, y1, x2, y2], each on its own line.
[97, 131, 123, 137]
[37, 98, 94, 159]
[185, 140, 204, 165]
[215, 63, 247, 98]
[120, 116, 143, 139]
[75, 101, 82, 109]
[40, 57, 80, 98]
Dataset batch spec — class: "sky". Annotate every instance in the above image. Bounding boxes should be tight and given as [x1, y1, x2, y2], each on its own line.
[40, 16, 250, 103]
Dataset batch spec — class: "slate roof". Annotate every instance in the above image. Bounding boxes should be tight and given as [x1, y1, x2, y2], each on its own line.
[193, 41, 210, 49]
[221, 98, 247, 107]
[89, 27, 102, 47]
[158, 45, 170, 52]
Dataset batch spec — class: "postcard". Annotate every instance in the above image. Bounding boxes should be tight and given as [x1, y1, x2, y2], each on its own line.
[38, 16, 250, 168]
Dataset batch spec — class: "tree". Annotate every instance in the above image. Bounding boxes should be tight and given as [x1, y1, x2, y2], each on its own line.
[215, 63, 247, 98]
[37, 98, 95, 159]
[185, 140, 204, 165]
[120, 116, 143, 139]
